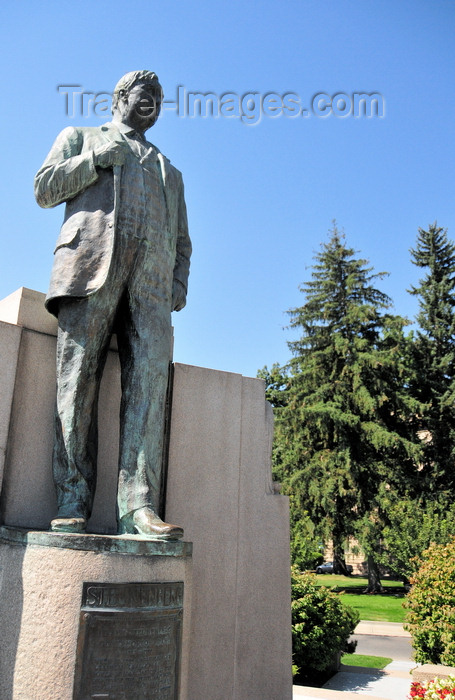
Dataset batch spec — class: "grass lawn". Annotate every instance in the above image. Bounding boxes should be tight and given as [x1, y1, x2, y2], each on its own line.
[341, 654, 392, 669]
[312, 574, 403, 591]
[313, 574, 407, 623]
[339, 592, 405, 622]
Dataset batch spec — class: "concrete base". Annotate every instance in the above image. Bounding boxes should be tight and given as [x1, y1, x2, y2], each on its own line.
[166, 364, 292, 700]
[0, 288, 292, 700]
[412, 663, 455, 683]
[0, 527, 192, 700]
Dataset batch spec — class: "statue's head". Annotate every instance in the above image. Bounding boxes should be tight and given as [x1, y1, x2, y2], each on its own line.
[112, 70, 163, 131]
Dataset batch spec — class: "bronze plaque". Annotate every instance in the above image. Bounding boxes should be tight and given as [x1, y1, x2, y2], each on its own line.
[73, 582, 183, 700]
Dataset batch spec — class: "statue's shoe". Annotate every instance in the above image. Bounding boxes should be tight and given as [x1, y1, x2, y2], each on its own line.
[119, 507, 183, 540]
[50, 517, 87, 533]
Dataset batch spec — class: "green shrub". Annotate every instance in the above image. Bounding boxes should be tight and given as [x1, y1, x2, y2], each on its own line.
[291, 567, 359, 685]
[404, 538, 455, 665]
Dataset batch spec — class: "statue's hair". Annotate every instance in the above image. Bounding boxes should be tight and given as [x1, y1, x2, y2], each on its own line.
[112, 71, 163, 112]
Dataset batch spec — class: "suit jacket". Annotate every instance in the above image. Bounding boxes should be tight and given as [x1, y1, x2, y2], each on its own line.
[34, 122, 191, 317]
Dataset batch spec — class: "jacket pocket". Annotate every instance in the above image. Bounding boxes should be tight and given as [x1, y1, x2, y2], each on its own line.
[54, 224, 81, 252]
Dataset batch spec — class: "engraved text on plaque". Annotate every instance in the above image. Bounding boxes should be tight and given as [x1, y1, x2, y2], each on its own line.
[73, 581, 183, 700]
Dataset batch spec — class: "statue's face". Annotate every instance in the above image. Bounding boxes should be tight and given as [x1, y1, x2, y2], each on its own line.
[119, 81, 162, 131]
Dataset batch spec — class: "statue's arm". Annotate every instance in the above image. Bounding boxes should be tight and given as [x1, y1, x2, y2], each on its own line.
[34, 127, 99, 209]
[172, 177, 192, 311]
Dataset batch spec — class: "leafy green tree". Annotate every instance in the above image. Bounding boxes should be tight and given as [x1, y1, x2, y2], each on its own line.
[409, 223, 455, 495]
[375, 496, 455, 582]
[288, 502, 324, 571]
[269, 226, 422, 589]
[257, 363, 289, 409]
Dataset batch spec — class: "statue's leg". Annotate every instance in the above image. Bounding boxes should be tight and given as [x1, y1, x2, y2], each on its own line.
[115, 240, 181, 537]
[50, 231, 145, 531]
[116, 296, 172, 519]
[52, 294, 117, 521]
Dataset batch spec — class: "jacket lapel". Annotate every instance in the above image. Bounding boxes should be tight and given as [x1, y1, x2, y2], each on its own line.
[100, 123, 124, 229]
[101, 122, 171, 224]
[157, 152, 171, 217]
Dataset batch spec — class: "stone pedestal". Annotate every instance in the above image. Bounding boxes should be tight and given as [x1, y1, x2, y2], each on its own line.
[0, 527, 192, 699]
[0, 288, 292, 700]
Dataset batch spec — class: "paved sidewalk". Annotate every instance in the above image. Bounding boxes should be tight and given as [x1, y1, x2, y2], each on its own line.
[293, 622, 416, 699]
[322, 660, 415, 698]
[354, 621, 411, 638]
[293, 661, 415, 699]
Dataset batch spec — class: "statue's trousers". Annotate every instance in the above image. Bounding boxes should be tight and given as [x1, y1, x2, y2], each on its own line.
[53, 228, 172, 522]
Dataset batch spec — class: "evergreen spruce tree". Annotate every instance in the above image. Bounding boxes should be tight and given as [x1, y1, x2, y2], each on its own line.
[409, 223, 455, 495]
[272, 226, 421, 590]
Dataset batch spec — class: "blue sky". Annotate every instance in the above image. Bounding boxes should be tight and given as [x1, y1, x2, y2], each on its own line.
[1, 1, 454, 378]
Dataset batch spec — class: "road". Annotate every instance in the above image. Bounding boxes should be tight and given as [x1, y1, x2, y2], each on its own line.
[350, 632, 413, 661]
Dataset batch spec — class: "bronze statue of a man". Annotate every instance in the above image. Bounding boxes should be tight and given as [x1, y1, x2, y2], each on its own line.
[35, 71, 191, 539]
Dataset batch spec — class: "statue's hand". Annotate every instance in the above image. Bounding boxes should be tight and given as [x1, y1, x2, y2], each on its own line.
[172, 280, 187, 312]
[93, 142, 129, 168]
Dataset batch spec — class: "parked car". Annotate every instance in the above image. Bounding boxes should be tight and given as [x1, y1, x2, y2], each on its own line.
[315, 561, 353, 575]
